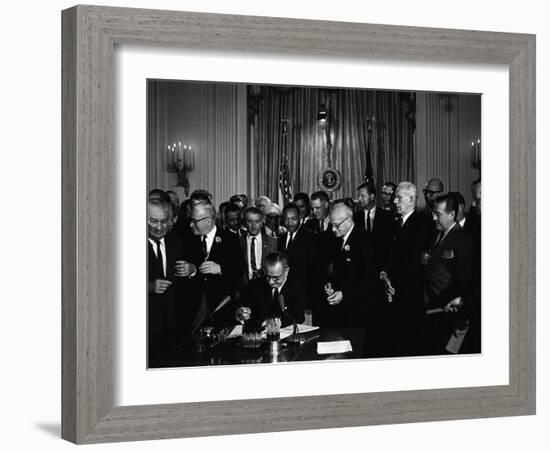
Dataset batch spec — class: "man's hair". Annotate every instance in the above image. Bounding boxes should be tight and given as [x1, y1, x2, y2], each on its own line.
[396, 181, 417, 199]
[264, 251, 289, 269]
[229, 194, 243, 205]
[356, 182, 376, 196]
[224, 202, 241, 216]
[383, 181, 397, 191]
[218, 201, 230, 213]
[192, 202, 216, 219]
[190, 189, 213, 204]
[244, 206, 264, 219]
[148, 189, 171, 203]
[149, 188, 164, 196]
[311, 190, 330, 203]
[434, 193, 459, 217]
[255, 195, 271, 204]
[449, 191, 465, 208]
[293, 192, 310, 205]
[426, 177, 444, 191]
[333, 197, 355, 209]
[148, 198, 172, 218]
[331, 203, 353, 219]
[282, 202, 301, 217]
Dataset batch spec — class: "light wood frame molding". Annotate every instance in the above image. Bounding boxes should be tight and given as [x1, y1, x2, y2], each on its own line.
[62, 5, 536, 444]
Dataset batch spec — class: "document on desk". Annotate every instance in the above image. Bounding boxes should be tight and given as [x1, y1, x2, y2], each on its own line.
[280, 324, 319, 339]
[317, 340, 353, 354]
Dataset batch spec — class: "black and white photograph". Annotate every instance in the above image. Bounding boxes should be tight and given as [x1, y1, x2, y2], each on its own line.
[146, 80, 482, 368]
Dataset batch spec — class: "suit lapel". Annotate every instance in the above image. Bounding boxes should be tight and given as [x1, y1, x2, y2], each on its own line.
[431, 225, 457, 258]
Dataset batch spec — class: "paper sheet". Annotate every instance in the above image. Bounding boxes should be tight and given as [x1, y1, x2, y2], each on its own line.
[317, 340, 353, 354]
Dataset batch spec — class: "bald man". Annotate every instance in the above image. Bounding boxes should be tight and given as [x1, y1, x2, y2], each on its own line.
[147, 198, 185, 365]
[320, 204, 378, 330]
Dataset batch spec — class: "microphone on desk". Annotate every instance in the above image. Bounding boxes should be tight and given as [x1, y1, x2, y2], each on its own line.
[191, 295, 232, 335]
[281, 308, 302, 344]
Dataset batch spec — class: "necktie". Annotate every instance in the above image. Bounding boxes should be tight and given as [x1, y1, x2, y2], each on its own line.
[397, 216, 404, 228]
[433, 231, 445, 249]
[319, 219, 324, 232]
[153, 239, 164, 277]
[272, 289, 285, 313]
[366, 209, 371, 232]
[201, 235, 208, 261]
[287, 233, 294, 251]
[250, 236, 257, 275]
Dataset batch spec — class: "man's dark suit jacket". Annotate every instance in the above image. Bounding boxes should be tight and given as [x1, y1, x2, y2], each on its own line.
[382, 210, 431, 355]
[277, 226, 315, 282]
[182, 227, 245, 329]
[353, 207, 395, 271]
[239, 273, 306, 327]
[239, 231, 278, 285]
[424, 224, 474, 309]
[147, 232, 184, 363]
[461, 207, 482, 353]
[385, 210, 431, 306]
[321, 226, 378, 326]
[303, 216, 330, 235]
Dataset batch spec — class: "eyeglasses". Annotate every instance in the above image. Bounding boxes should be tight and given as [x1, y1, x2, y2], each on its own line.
[266, 269, 288, 281]
[330, 216, 349, 229]
[190, 216, 210, 225]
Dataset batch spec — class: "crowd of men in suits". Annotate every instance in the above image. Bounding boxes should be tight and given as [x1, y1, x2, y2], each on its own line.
[147, 177, 482, 364]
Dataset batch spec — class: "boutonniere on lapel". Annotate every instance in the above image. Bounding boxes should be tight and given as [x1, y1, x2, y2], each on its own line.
[215, 236, 222, 243]
[344, 244, 350, 252]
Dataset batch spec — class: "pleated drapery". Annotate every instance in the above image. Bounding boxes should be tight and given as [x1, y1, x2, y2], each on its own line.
[251, 86, 416, 201]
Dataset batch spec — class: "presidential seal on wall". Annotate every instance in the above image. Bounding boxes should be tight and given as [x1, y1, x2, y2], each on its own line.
[318, 167, 341, 192]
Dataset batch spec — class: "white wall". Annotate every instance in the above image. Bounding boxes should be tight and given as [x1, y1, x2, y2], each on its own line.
[0, 1, 546, 450]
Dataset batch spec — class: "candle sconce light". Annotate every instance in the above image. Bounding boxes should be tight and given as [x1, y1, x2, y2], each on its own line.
[167, 141, 196, 197]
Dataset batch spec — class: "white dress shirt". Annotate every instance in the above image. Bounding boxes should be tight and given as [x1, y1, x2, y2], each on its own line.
[401, 209, 414, 226]
[364, 206, 376, 231]
[341, 224, 355, 249]
[148, 237, 166, 277]
[203, 225, 217, 256]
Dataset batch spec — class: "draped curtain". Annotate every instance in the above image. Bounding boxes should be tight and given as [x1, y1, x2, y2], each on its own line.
[251, 86, 415, 202]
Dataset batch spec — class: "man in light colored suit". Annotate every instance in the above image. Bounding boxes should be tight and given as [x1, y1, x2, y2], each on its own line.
[240, 206, 278, 286]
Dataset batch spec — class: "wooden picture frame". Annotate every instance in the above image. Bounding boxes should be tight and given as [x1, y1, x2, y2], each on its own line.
[62, 5, 536, 444]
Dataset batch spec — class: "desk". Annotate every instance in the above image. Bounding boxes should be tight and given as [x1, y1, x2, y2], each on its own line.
[151, 327, 366, 368]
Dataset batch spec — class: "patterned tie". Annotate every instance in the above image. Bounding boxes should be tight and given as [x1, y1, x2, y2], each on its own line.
[250, 236, 258, 277]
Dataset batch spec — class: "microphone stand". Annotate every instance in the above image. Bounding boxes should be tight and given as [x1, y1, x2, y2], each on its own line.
[191, 295, 232, 336]
[282, 308, 303, 345]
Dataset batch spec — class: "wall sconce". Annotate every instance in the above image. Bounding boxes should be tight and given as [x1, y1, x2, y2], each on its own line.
[470, 138, 481, 170]
[167, 141, 196, 197]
